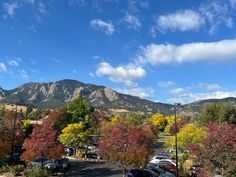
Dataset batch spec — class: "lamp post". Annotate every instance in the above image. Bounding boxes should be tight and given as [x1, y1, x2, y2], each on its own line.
[174, 103, 181, 177]
[10, 101, 18, 163]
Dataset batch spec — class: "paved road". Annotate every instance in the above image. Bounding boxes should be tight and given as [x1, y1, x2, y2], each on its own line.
[64, 160, 123, 177]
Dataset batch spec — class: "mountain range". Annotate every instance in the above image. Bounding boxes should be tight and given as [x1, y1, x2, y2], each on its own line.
[1, 79, 236, 116]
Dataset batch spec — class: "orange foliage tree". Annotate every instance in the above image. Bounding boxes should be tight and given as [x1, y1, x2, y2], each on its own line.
[22, 111, 66, 162]
[98, 119, 157, 175]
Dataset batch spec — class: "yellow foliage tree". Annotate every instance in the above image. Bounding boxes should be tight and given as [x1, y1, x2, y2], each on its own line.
[59, 122, 90, 148]
[165, 115, 181, 125]
[165, 123, 207, 150]
[150, 113, 167, 131]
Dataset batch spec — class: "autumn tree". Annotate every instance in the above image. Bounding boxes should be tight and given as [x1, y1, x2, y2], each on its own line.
[188, 123, 236, 177]
[165, 123, 207, 167]
[59, 122, 90, 148]
[150, 113, 167, 131]
[0, 110, 23, 159]
[22, 116, 65, 162]
[169, 119, 189, 135]
[44, 110, 68, 133]
[98, 119, 157, 176]
[166, 124, 207, 150]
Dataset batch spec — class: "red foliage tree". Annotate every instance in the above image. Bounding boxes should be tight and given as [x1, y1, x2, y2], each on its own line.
[0, 110, 24, 159]
[188, 122, 236, 176]
[22, 112, 65, 162]
[98, 119, 157, 175]
[169, 119, 188, 135]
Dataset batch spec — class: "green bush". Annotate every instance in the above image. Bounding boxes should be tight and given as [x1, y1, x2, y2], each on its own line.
[9, 165, 25, 176]
[0, 163, 10, 173]
[0, 164, 24, 176]
[25, 166, 50, 177]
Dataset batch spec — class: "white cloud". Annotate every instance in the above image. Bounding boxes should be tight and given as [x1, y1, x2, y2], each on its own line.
[117, 86, 154, 99]
[3, 2, 19, 18]
[169, 88, 186, 95]
[8, 59, 20, 67]
[127, 0, 149, 13]
[0, 63, 7, 72]
[90, 19, 115, 35]
[95, 62, 146, 87]
[153, 10, 205, 34]
[137, 38, 236, 65]
[158, 81, 175, 88]
[18, 70, 29, 80]
[168, 90, 236, 104]
[199, 1, 234, 34]
[123, 13, 141, 30]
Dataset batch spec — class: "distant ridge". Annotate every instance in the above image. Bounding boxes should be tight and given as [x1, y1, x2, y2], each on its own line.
[1, 79, 236, 115]
[0, 79, 173, 114]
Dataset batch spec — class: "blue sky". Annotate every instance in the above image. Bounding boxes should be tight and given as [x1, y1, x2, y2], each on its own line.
[1, 0, 236, 104]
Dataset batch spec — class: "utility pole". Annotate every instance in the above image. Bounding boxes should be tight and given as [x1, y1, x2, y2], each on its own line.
[174, 103, 181, 177]
[10, 101, 18, 163]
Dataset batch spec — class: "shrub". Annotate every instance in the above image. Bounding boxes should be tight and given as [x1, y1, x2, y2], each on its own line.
[0, 164, 24, 176]
[25, 166, 50, 177]
[9, 165, 25, 176]
[0, 163, 9, 173]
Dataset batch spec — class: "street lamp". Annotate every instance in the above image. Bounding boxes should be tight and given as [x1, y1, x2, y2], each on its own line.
[174, 103, 181, 177]
[10, 100, 18, 163]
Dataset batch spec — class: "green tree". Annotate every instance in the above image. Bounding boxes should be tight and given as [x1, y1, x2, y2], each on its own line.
[59, 122, 90, 148]
[67, 96, 93, 124]
[127, 113, 147, 126]
[198, 103, 236, 125]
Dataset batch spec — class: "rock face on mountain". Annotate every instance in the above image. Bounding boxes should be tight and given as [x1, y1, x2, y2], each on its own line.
[0, 87, 6, 99]
[1, 79, 236, 115]
[0, 79, 173, 114]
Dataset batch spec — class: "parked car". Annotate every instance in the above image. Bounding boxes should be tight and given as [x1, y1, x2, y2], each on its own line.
[44, 158, 71, 173]
[149, 155, 169, 164]
[65, 147, 75, 156]
[157, 159, 176, 175]
[31, 157, 48, 166]
[128, 169, 158, 177]
[82, 149, 101, 159]
[146, 164, 175, 177]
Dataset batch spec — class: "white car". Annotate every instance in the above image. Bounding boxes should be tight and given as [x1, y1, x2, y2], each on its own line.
[149, 155, 169, 164]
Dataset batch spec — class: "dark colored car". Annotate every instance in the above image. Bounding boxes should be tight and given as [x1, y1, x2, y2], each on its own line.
[31, 157, 48, 166]
[82, 149, 101, 159]
[128, 169, 158, 177]
[44, 158, 71, 173]
[146, 164, 175, 177]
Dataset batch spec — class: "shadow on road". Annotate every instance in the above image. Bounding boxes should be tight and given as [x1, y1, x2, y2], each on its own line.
[64, 160, 123, 177]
